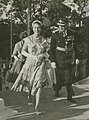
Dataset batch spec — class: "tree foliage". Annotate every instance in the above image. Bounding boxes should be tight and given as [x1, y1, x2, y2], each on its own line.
[0, 0, 89, 59]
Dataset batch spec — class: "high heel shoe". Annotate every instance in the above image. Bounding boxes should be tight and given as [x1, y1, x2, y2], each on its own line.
[35, 107, 42, 115]
[35, 111, 42, 115]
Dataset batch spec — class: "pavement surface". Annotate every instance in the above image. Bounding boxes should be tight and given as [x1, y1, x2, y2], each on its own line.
[0, 77, 89, 120]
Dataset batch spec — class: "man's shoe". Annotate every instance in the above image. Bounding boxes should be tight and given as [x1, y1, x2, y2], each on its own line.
[72, 89, 75, 96]
[67, 97, 76, 103]
[55, 92, 59, 97]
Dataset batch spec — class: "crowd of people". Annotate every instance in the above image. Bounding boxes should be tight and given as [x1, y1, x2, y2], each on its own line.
[0, 19, 85, 115]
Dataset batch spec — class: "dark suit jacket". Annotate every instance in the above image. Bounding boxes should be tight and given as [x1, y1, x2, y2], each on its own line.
[50, 32, 75, 68]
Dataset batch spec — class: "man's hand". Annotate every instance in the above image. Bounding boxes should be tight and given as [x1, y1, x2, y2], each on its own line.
[76, 59, 79, 65]
[51, 62, 56, 68]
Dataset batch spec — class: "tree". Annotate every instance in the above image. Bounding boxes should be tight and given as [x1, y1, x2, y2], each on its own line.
[0, 0, 89, 59]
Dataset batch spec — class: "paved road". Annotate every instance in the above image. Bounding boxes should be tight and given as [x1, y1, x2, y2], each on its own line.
[0, 78, 89, 120]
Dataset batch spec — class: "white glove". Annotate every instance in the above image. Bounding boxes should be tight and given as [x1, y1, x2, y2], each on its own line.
[76, 59, 79, 65]
[51, 62, 56, 68]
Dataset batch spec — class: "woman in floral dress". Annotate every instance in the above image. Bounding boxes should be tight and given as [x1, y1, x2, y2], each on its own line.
[11, 20, 51, 115]
[5, 31, 27, 89]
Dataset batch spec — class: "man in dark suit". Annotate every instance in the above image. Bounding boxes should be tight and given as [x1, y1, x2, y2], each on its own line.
[50, 19, 78, 103]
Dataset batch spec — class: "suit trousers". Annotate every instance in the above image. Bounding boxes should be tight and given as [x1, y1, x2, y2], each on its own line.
[53, 66, 74, 98]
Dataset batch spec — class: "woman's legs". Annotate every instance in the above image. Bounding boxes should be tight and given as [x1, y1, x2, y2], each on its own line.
[28, 90, 33, 105]
[35, 87, 41, 114]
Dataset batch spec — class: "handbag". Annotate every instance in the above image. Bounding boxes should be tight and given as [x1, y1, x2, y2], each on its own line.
[5, 69, 18, 83]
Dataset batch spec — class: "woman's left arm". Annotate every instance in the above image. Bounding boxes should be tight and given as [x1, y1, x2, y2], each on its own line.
[43, 39, 50, 59]
[38, 39, 49, 59]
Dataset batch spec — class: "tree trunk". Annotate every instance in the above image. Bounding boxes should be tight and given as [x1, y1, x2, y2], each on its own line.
[27, 0, 32, 36]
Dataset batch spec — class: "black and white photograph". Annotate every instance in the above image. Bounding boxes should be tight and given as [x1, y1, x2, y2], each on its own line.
[0, 0, 89, 119]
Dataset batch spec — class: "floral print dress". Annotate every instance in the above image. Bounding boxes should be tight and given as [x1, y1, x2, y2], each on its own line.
[11, 35, 51, 95]
[5, 41, 25, 83]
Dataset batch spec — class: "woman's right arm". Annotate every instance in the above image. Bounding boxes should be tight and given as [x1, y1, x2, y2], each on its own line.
[22, 40, 37, 59]
[21, 40, 30, 58]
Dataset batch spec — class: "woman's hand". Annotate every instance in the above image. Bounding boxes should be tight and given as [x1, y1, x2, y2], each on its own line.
[28, 54, 37, 60]
[14, 56, 19, 60]
[18, 54, 22, 59]
[44, 52, 49, 59]
[37, 54, 45, 60]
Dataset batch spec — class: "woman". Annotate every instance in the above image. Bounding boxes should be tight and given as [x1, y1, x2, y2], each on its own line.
[5, 31, 27, 89]
[11, 20, 51, 115]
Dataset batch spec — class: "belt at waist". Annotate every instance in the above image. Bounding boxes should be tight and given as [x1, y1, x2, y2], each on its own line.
[56, 46, 72, 52]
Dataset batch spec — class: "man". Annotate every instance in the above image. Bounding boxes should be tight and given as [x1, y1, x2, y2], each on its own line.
[50, 19, 77, 103]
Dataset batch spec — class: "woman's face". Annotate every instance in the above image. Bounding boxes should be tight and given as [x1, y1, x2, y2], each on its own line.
[32, 23, 41, 36]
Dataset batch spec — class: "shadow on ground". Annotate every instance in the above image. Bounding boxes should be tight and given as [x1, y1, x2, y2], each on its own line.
[0, 85, 89, 120]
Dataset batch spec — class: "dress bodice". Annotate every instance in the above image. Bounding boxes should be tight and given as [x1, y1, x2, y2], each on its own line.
[26, 35, 47, 56]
